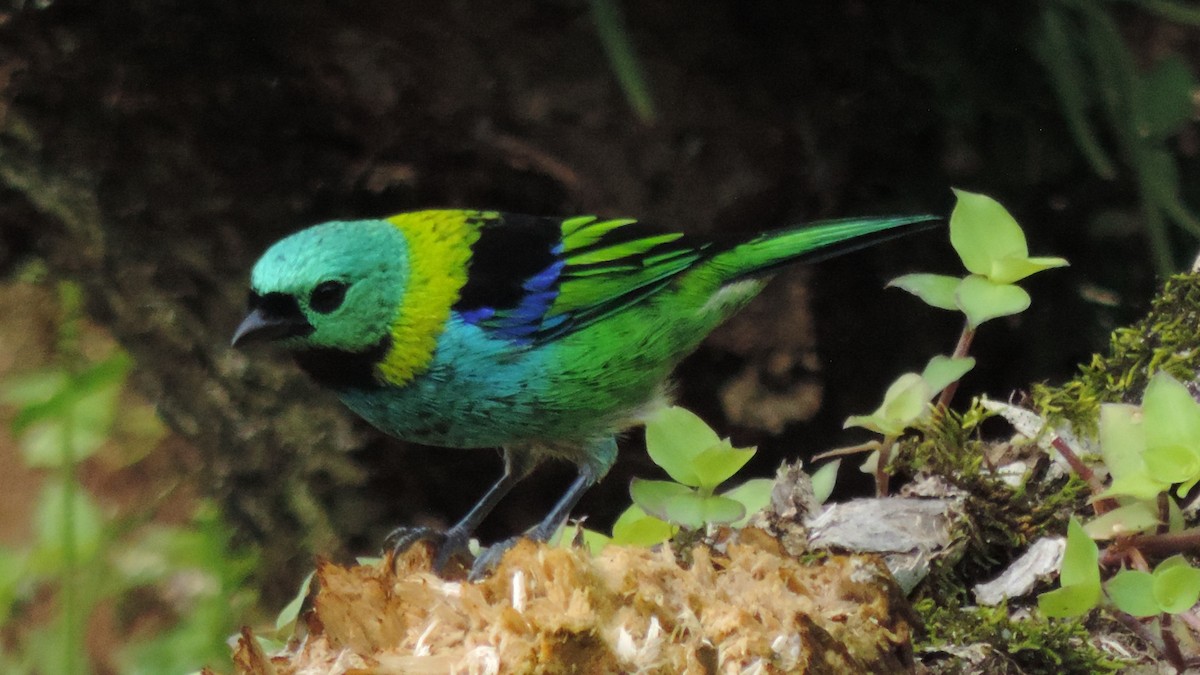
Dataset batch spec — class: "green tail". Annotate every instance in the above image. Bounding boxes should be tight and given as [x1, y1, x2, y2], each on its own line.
[710, 215, 939, 281]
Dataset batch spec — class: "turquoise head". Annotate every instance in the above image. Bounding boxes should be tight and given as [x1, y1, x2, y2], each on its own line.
[232, 219, 408, 353]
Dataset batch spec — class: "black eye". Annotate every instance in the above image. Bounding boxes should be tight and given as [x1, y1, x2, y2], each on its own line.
[309, 280, 348, 314]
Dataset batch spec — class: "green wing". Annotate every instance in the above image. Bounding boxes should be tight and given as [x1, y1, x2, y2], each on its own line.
[454, 214, 709, 344]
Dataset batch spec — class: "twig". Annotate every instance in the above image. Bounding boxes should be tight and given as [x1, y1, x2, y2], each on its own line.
[1110, 610, 1162, 652]
[1121, 528, 1200, 558]
[1049, 436, 1116, 514]
[1161, 614, 1187, 672]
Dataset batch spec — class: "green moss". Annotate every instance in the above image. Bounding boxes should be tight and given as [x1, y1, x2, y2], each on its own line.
[1032, 273, 1200, 435]
[915, 599, 1125, 674]
[894, 400, 1092, 600]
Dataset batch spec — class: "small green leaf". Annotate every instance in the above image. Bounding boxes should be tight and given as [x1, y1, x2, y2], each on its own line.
[1099, 404, 1145, 482]
[1153, 563, 1200, 614]
[630, 479, 745, 528]
[275, 571, 314, 631]
[673, 494, 744, 527]
[810, 460, 841, 504]
[1136, 55, 1197, 141]
[1099, 473, 1168, 501]
[948, 189, 1068, 283]
[1038, 582, 1102, 618]
[33, 480, 105, 566]
[611, 504, 675, 546]
[1061, 518, 1100, 588]
[1157, 554, 1191, 573]
[0, 368, 68, 405]
[950, 189, 1030, 278]
[644, 406, 721, 486]
[1083, 501, 1159, 539]
[844, 373, 931, 436]
[955, 275, 1031, 329]
[888, 273, 961, 311]
[1179, 477, 1200, 499]
[1169, 498, 1186, 532]
[630, 478, 698, 525]
[920, 355, 976, 395]
[988, 256, 1069, 285]
[1107, 570, 1159, 617]
[690, 442, 756, 490]
[1143, 444, 1200, 485]
[721, 478, 774, 528]
[1143, 373, 1200, 463]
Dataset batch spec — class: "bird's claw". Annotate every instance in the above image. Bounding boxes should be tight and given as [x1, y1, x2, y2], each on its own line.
[468, 535, 522, 582]
[384, 525, 472, 573]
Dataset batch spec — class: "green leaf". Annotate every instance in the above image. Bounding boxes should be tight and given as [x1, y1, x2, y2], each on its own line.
[1060, 518, 1100, 588]
[33, 479, 105, 566]
[670, 494, 744, 527]
[1136, 56, 1197, 141]
[721, 478, 774, 528]
[844, 372, 931, 436]
[589, 0, 656, 123]
[12, 356, 128, 468]
[18, 386, 120, 467]
[948, 189, 1068, 283]
[690, 442, 756, 490]
[1099, 473, 1168, 501]
[1157, 554, 1191, 573]
[988, 256, 1070, 285]
[1038, 582, 1102, 618]
[1107, 570, 1159, 617]
[630, 479, 745, 528]
[644, 406, 721, 486]
[1099, 404, 1146, 482]
[811, 460, 841, 504]
[611, 505, 675, 546]
[631, 478, 698, 525]
[1153, 563, 1200, 614]
[1083, 501, 1159, 539]
[0, 368, 68, 405]
[888, 273, 961, 311]
[950, 189, 1029, 278]
[1143, 372, 1200, 460]
[1039, 519, 1102, 618]
[275, 571, 314, 631]
[920, 355, 976, 395]
[1143, 444, 1200, 485]
[955, 274, 1031, 329]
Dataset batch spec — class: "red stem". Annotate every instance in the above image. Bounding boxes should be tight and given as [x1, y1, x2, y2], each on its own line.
[1049, 436, 1116, 514]
[935, 321, 976, 411]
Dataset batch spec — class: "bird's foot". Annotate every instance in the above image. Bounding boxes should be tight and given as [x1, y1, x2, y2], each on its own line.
[468, 535, 523, 582]
[384, 525, 473, 574]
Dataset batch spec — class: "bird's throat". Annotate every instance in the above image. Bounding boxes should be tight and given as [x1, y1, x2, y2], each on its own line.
[293, 337, 391, 391]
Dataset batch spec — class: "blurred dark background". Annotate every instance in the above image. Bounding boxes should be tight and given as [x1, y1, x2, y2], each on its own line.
[0, 0, 1196, 612]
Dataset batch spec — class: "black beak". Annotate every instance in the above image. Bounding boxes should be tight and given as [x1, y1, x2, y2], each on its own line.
[231, 307, 312, 347]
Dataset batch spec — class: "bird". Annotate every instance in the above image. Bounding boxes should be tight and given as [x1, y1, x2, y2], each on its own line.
[231, 209, 936, 578]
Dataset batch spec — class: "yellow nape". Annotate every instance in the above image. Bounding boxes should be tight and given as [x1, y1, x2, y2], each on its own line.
[376, 210, 490, 386]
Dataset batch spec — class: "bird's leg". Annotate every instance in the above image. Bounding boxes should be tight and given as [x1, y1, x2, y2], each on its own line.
[469, 436, 617, 580]
[386, 450, 535, 573]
